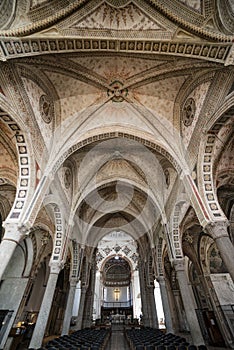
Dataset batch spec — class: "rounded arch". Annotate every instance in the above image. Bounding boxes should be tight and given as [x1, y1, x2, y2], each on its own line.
[41, 200, 67, 264]
[23, 126, 182, 227]
[100, 253, 133, 274]
[70, 240, 83, 280]
[170, 200, 190, 260]
[83, 210, 151, 249]
[0, 96, 36, 223]
[197, 101, 234, 222]
[22, 127, 211, 236]
[156, 236, 165, 277]
[74, 177, 164, 242]
[96, 232, 138, 309]
[51, 128, 182, 175]
[72, 176, 163, 216]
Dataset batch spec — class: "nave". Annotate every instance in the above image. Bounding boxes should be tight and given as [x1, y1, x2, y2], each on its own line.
[23, 324, 227, 350]
[106, 324, 130, 350]
[1, 0, 234, 349]
[39, 326, 226, 350]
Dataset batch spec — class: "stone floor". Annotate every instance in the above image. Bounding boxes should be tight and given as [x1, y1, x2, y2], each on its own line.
[106, 324, 130, 350]
[104, 326, 229, 350]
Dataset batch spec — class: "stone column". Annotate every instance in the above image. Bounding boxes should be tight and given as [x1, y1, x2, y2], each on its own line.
[72, 281, 81, 318]
[75, 285, 87, 330]
[205, 221, 234, 282]
[138, 259, 149, 326]
[61, 278, 77, 335]
[147, 285, 159, 328]
[0, 223, 27, 281]
[29, 262, 62, 349]
[93, 271, 101, 320]
[82, 261, 96, 329]
[157, 276, 174, 333]
[132, 269, 141, 319]
[174, 259, 204, 345]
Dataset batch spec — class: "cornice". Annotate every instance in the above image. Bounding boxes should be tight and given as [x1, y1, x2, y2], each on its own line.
[0, 37, 232, 66]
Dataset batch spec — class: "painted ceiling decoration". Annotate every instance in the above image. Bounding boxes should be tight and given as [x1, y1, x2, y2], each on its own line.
[0, 0, 233, 66]
[0, 0, 232, 41]
[0, 1, 234, 347]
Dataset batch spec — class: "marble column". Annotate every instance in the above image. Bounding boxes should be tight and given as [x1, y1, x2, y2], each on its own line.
[132, 270, 141, 319]
[61, 278, 77, 335]
[174, 259, 204, 345]
[75, 286, 87, 330]
[29, 263, 62, 349]
[157, 276, 174, 333]
[138, 260, 149, 326]
[205, 221, 234, 282]
[0, 223, 27, 281]
[72, 281, 81, 318]
[93, 271, 101, 319]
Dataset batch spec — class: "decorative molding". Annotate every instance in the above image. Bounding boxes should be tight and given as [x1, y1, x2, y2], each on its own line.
[0, 111, 31, 222]
[51, 204, 64, 261]
[199, 132, 229, 220]
[0, 0, 232, 43]
[172, 204, 184, 259]
[204, 220, 229, 240]
[0, 63, 46, 160]
[0, 0, 16, 30]
[157, 237, 163, 276]
[198, 106, 234, 221]
[52, 131, 182, 177]
[0, 0, 89, 37]
[0, 38, 232, 65]
[188, 70, 232, 160]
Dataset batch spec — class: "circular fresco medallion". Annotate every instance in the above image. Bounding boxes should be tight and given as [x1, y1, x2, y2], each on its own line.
[182, 97, 196, 127]
[39, 94, 53, 123]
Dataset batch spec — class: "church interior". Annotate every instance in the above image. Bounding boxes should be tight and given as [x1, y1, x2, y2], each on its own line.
[0, 0, 234, 349]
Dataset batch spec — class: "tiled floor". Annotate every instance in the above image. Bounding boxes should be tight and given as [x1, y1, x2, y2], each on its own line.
[106, 324, 130, 350]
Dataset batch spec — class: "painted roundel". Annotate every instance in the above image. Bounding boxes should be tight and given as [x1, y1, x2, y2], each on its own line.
[39, 94, 53, 123]
[182, 97, 196, 127]
[64, 168, 72, 189]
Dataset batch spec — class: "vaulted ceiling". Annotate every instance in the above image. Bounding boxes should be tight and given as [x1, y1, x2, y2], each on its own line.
[0, 0, 233, 249]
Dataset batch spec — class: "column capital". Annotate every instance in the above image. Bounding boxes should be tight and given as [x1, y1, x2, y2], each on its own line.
[156, 276, 165, 284]
[81, 285, 88, 293]
[204, 220, 229, 240]
[2, 222, 31, 242]
[70, 278, 78, 287]
[49, 261, 63, 274]
[173, 258, 185, 271]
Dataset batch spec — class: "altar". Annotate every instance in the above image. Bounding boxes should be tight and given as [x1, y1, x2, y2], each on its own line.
[111, 314, 125, 324]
